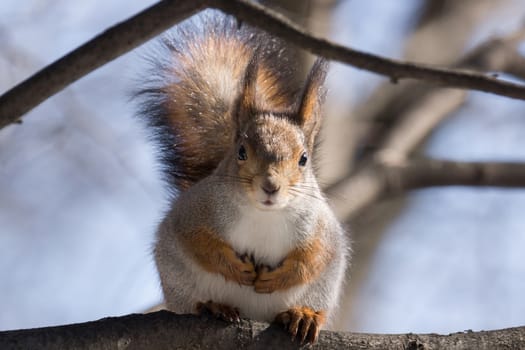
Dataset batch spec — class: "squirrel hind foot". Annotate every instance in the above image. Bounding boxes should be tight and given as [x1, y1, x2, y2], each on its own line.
[274, 307, 326, 345]
[195, 300, 241, 323]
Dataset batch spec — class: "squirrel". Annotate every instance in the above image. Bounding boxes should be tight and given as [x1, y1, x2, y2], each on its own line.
[136, 12, 349, 345]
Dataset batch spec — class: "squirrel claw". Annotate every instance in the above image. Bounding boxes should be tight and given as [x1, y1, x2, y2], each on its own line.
[196, 300, 240, 323]
[274, 307, 325, 345]
[239, 254, 256, 273]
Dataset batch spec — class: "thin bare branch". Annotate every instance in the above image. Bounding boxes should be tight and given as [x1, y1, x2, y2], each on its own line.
[211, 0, 525, 98]
[2, 0, 525, 129]
[0, 0, 206, 129]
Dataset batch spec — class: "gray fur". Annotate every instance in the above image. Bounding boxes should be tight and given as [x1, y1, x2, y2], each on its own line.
[155, 172, 349, 325]
[146, 12, 350, 330]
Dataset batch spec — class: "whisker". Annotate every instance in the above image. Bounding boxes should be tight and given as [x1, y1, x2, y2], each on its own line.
[291, 183, 321, 192]
[289, 188, 325, 202]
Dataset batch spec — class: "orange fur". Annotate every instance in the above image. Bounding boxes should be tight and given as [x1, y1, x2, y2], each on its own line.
[297, 58, 328, 149]
[254, 226, 333, 293]
[162, 35, 296, 190]
[178, 227, 257, 285]
[237, 114, 307, 209]
[145, 16, 346, 347]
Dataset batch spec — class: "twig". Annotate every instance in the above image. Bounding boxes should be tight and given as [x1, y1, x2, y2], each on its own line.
[3, 0, 525, 129]
[1, 311, 524, 350]
[213, 0, 525, 98]
[0, 0, 207, 129]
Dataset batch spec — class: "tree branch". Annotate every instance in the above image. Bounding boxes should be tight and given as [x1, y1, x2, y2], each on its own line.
[328, 158, 525, 220]
[3, 0, 525, 129]
[212, 0, 525, 98]
[383, 158, 525, 194]
[0, 0, 207, 129]
[1, 311, 524, 350]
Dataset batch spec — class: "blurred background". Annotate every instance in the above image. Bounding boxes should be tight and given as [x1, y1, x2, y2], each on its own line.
[1, 0, 525, 334]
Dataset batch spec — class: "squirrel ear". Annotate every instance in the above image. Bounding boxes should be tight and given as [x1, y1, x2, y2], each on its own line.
[234, 51, 259, 135]
[296, 58, 328, 149]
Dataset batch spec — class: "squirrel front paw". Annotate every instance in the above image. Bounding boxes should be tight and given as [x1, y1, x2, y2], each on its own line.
[275, 307, 326, 344]
[254, 263, 293, 293]
[196, 300, 240, 322]
[220, 251, 256, 286]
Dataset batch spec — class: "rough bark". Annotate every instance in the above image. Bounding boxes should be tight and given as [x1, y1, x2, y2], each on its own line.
[1, 311, 524, 350]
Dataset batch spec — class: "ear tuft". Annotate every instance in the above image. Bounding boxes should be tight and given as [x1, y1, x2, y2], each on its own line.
[233, 50, 260, 134]
[297, 58, 329, 149]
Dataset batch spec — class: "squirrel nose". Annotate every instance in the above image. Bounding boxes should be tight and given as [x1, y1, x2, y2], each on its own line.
[262, 180, 280, 195]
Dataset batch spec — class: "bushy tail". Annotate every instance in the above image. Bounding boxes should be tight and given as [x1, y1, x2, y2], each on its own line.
[136, 11, 301, 191]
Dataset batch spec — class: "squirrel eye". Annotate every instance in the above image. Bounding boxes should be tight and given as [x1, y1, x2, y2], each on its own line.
[238, 145, 248, 161]
[298, 152, 308, 166]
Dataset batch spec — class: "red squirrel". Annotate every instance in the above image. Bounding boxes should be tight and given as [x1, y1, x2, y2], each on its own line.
[137, 12, 349, 344]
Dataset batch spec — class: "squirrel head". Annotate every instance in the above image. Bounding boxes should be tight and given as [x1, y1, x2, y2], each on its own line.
[231, 56, 328, 211]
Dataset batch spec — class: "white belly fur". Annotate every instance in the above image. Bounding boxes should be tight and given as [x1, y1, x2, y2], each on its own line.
[193, 267, 305, 321]
[225, 205, 298, 266]
[195, 205, 304, 320]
